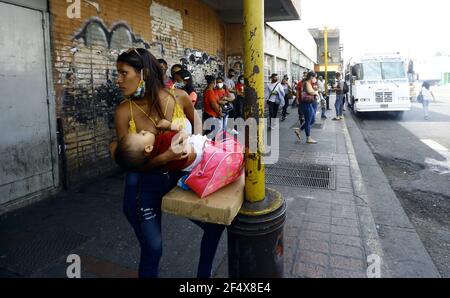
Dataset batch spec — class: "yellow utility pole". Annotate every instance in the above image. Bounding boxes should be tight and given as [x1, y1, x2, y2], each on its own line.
[228, 0, 286, 278]
[324, 26, 328, 96]
[243, 0, 265, 203]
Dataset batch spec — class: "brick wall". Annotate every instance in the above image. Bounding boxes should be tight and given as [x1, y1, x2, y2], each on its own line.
[225, 23, 244, 79]
[49, 0, 226, 187]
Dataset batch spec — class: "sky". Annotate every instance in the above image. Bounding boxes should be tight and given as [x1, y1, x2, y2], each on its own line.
[300, 0, 450, 64]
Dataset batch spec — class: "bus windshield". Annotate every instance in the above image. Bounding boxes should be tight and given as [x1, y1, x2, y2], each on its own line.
[362, 62, 406, 80]
[362, 62, 382, 80]
[382, 62, 406, 79]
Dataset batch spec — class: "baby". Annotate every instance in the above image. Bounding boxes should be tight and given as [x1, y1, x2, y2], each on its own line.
[114, 119, 208, 173]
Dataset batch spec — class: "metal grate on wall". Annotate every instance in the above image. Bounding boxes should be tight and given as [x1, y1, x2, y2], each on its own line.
[265, 161, 336, 190]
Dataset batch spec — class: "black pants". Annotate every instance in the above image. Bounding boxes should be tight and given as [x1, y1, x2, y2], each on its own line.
[298, 101, 305, 127]
[268, 101, 280, 127]
[282, 96, 290, 118]
[233, 96, 244, 119]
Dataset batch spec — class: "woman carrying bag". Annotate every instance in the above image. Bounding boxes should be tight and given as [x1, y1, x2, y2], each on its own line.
[294, 71, 318, 144]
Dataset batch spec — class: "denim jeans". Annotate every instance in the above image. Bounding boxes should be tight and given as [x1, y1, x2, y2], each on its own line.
[300, 102, 314, 137]
[321, 105, 327, 118]
[311, 102, 318, 125]
[123, 171, 225, 278]
[335, 94, 344, 117]
[282, 96, 290, 118]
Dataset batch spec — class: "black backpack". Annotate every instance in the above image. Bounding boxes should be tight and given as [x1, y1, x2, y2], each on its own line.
[343, 82, 349, 94]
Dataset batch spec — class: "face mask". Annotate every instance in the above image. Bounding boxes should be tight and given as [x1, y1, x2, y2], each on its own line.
[240, 80, 244, 84]
[132, 69, 146, 99]
[174, 82, 185, 89]
[217, 83, 224, 89]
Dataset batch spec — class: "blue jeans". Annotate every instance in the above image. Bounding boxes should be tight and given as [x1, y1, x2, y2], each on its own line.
[123, 171, 225, 278]
[335, 94, 344, 117]
[300, 102, 314, 137]
[311, 102, 318, 125]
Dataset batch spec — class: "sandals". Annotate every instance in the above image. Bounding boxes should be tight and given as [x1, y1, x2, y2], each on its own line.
[294, 128, 301, 141]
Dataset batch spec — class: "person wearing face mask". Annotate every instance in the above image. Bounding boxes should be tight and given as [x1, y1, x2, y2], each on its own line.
[265, 73, 285, 130]
[224, 69, 237, 101]
[157, 59, 174, 89]
[214, 77, 235, 133]
[173, 69, 197, 107]
[203, 75, 224, 138]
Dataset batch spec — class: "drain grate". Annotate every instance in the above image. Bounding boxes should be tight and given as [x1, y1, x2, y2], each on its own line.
[266, 161, 335, 190]
[0, 229, 91, 276]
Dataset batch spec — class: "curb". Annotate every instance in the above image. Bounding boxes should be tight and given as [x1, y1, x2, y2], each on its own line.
[341, 117, 391, 278]
[344, 111, 441, 277]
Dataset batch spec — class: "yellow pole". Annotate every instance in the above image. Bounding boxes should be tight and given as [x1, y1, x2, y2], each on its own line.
[243, 0, 265, 202]
[324, 27, 328, 96]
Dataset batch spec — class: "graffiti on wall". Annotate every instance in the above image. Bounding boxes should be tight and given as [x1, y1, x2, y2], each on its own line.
[227, 56, 243, 78]
[182, 49, 224, 89]
[56, 1, 226, 185]
[150, 1, 224, 92]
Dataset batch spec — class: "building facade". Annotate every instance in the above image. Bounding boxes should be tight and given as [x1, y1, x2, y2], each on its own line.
[0, 0, 315, 211]
[309, 28, 343, 79]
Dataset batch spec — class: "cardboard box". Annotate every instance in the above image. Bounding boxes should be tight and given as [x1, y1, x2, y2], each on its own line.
[162, 174, 245, 225]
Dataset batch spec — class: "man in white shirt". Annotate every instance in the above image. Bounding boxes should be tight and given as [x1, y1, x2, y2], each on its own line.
[333, 72, 345, 120]
[265, 73, 285, 129]
[317, 76, 327, 119]
[224, 69, 236, 100]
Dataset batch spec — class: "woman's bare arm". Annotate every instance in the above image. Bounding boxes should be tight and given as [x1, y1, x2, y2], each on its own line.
[175, 89, 203, 135]
[305, 82, 319, 96]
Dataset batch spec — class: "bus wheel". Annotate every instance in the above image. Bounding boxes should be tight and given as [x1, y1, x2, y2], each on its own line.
[394, 111, 404, 119]
[352, 104, 360, 117]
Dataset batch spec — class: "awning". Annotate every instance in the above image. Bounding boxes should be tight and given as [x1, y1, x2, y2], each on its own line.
[200, 0, 301, 23]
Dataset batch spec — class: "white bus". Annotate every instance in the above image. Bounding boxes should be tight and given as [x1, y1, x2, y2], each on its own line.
[346, 53, 411, 118]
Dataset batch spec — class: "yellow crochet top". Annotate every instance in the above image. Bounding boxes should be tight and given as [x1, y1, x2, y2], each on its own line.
[127, 89, 187, 134]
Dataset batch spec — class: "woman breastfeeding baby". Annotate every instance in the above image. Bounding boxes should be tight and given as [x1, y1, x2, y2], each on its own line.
[110, 48, 225, 278]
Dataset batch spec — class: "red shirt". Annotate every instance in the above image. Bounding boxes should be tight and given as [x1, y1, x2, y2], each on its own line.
[296, 81, 303, 102]
[203, 89, 220, 117]
[214, 88, 229, 99]
[235, 83, 245, 95]
[149, 131, 188, 171]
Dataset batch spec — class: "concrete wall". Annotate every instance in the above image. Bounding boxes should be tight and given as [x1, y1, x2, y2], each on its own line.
[49, 0, 226, 187]
[316, 37, 341, 65]
[264, 25, 316, 82]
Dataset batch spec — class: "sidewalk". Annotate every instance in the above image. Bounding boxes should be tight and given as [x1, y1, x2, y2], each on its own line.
[217, 97, 385, 278]
[0, 96, 435, 278]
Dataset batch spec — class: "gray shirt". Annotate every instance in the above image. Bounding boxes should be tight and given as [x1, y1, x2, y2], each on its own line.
[224, 77, 236, 91]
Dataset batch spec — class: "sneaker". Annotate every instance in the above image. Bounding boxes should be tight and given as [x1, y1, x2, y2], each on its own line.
[321, 115, 327, 119]
[306, 137, 317, 144]
[281, 117, 286, 122]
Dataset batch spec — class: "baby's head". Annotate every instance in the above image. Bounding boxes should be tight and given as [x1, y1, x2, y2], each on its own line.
[115, 130, 156, 171]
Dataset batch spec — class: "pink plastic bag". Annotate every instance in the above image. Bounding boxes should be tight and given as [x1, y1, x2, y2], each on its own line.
[185, 135, 244, 198]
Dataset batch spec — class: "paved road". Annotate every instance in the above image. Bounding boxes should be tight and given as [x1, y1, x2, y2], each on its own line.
[350, 88, 450, 277]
